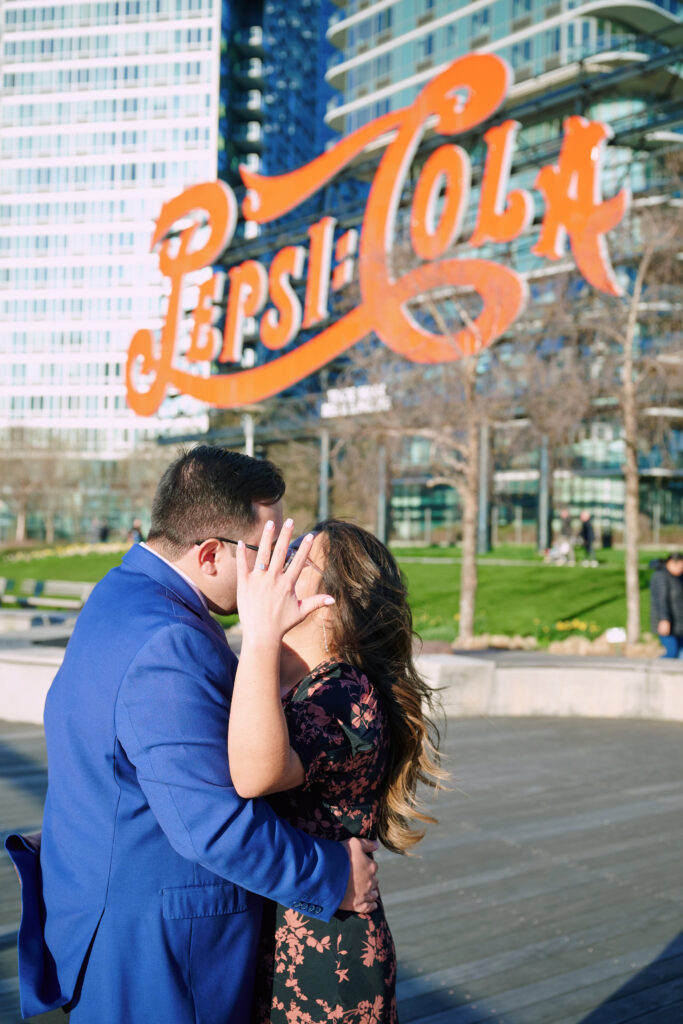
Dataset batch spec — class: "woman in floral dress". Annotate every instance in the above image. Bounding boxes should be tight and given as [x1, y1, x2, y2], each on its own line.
[229, 519, 444, 1024]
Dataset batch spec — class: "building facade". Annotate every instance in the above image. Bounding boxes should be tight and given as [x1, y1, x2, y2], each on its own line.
[0, 0, 337, 539]
[0, 0, 224, 460]
[322, 0, 683, 543]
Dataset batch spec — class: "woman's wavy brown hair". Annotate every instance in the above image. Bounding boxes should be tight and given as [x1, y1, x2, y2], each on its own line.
[315, 519, 446, 854]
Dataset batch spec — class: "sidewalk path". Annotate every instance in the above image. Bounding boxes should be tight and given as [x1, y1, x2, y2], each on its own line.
[1, 717, 682, 1023]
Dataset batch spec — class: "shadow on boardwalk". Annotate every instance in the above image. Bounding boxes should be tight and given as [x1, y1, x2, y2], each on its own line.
[2, 717, 683, 1024]
[578, 932, 683, 1024]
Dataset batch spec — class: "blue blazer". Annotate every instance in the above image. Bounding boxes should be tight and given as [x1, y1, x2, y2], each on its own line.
[6, 544, 348, 1022]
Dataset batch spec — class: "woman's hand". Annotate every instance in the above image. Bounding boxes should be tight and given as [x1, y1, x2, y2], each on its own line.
[229, 518, 324, 798]
[236, 518, 334, 648]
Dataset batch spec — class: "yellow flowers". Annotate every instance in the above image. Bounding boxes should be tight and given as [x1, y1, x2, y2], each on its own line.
[533, 618, 600, 645]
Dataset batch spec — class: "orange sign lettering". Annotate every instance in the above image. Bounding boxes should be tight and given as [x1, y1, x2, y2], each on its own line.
[126, 54, 629, 416]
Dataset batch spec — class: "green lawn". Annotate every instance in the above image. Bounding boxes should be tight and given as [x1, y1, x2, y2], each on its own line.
[394, 543, 543, 561]
[0, 548, 126, 585]
[0, 543, 655, 643]
[401, 560, 652, 642]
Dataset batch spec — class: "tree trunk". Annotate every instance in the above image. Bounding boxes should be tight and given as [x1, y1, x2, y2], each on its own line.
[45, 509, 55, 545]
[623, 339, 640, 644]
[458, 360, 479, 644]
[623, 419, 640, 645]
[622, 247, 651, 646]
[14, 505, 26, 543]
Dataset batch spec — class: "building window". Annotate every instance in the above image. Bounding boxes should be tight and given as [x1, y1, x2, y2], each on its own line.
[471, 8, 490, 35]
[512, 40, 532, 64]
[417, 33, 434, 61]
[375, 8, 392, 33]
[375, 52, 391, 78]
[546, 28, 561, 53]
[513, 0, 532, 17]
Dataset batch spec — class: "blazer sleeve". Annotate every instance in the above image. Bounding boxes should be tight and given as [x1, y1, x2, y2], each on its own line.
[114, 622, 349, 922]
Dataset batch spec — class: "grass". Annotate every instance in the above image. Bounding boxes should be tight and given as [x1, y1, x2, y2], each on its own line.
[0, 548, 126, 585]
[402, 560, 652, 642]
[0, 543, 656, 644]
[394, 544, 540, 560]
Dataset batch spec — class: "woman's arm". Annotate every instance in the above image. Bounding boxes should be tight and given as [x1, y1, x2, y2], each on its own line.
[229, 634, 305, 797]
[227, 519, 333, 798]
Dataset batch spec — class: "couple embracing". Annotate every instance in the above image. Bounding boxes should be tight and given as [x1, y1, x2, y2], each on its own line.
[7, 446, 443, 1023]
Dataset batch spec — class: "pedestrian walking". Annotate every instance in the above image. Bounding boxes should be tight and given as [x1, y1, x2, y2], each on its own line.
[649, 552, 683, 658]
[579, 511, 597, 567]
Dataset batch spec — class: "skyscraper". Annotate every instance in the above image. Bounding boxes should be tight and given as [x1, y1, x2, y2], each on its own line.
[323, 0, 683, 538]
[0, 0, 224, 457]
[325, 0, 682, 139]
[0, 0, 339, 537]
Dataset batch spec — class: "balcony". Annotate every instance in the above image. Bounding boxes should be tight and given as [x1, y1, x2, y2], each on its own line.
[231, 89, 264, 121]
[233, 26, 266, 58]
[231, 58, 265, 88]
[232, 122, 263, 154]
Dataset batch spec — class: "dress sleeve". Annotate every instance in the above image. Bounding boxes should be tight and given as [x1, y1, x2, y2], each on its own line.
[285, 664, 383, 788]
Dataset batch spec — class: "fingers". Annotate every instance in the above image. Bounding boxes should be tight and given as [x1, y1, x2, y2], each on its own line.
[268, 517, 294, 575]
[339, 836, 380, 914]
[283, 529, 316, 580]
[254, 518, 276, 571]
[298, 594, 335, 619]
[235, 536, 249, 580]
[354, 898, 378, 914]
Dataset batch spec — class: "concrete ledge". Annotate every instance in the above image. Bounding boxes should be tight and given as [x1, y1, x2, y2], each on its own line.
[416, 653, 683, 722]
[0, 647, 63, 724]
[1, 647, 682, 725]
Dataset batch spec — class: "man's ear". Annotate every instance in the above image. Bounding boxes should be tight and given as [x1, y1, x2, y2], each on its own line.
[196, 539, 220, 575]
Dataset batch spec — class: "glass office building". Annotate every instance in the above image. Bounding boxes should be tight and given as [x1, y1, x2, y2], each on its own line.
[326, 0, 682, 135]
[323, 0, 683, 540]
[0, 0, 225, 457]
[0, 0, 336, 537]
[0, 0, 338, 454]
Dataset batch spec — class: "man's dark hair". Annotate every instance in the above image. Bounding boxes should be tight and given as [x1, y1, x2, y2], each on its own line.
[147, 445, 285, 559]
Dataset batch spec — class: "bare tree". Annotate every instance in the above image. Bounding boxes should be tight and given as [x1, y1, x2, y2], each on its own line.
[0, 428, 81, 543]
[525, 177, 683, 644]
[331, 303, 511, 644]
[610, 197, 682, 643]
[501, 277, 601, 539]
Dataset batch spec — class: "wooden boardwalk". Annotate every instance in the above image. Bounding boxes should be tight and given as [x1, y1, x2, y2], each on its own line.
[1, 716, 683, 1023]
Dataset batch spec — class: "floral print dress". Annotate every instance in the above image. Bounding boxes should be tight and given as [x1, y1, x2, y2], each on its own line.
[252, 660, 399, 1024]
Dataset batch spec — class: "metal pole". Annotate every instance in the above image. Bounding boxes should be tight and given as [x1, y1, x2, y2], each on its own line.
[515, 504, 523, 545]
[538, 434, 549, 552]
[376, 444, 387, 544]
[318, 429, 330, 522]
[242, 413, 254, 457]
[477, 420, 490, 554]
[424, 507, 432, 547]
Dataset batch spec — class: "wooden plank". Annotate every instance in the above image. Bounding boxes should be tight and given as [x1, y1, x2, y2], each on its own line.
[1, 716, 682, 1023]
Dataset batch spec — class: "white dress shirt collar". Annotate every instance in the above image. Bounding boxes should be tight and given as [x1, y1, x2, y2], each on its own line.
[140, 542, 208, 611]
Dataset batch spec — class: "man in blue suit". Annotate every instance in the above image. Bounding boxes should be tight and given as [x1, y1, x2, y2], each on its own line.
[8, 446, 378, 1022]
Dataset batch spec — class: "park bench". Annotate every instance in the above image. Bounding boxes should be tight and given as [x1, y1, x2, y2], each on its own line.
[0, 578, 94, 609]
